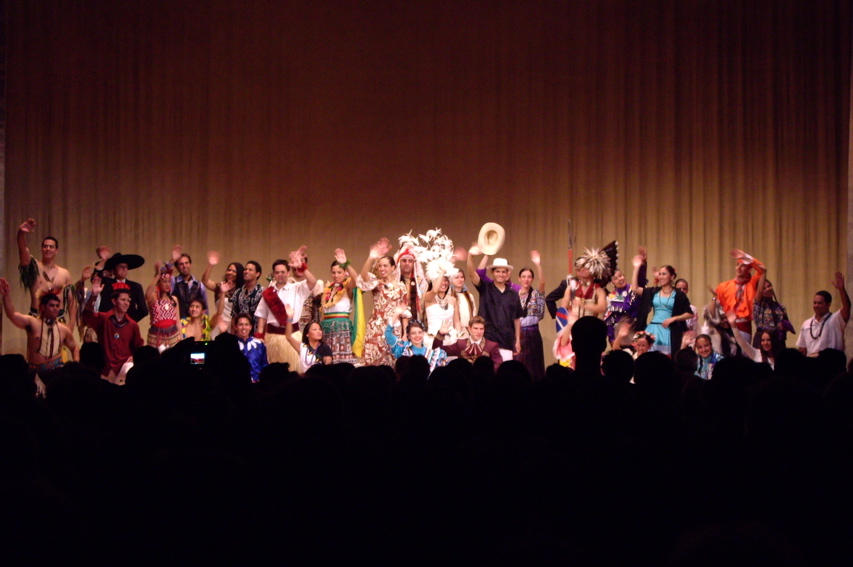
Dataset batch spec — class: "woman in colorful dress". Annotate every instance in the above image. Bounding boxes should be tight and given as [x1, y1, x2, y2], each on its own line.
[694, 334, 724, 380]
[320, 248, 360, 364]
[200, 251, 244, 337]
[515, 250, 546, 381]
[358, 238, 407, 366]
[145, 262, 181, 352]
[631, 246, 692, 356]
[751, 270, 793, 349]
[384, 314, 447, 374]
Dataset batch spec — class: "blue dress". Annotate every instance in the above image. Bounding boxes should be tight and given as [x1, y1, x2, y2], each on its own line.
[645, 291, 676, 355]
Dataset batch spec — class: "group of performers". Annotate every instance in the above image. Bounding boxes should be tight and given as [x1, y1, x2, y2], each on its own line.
[2, 217, 850, 395]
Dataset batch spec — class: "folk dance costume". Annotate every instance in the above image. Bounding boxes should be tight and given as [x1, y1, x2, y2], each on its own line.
[385, 325, 447, 373]
[696, 351, 724, 380]
[753, 294, 793, 348]
[254, 280, 312, 369]
[516, 288, 546, 381]
[455, 286, 477, 339]
[604, 285, 641, 342]
[147, 294, 181, 350]
[321, 278, 359, 364]
[357, 273, 407, 367]
[237, 336, 268, 382]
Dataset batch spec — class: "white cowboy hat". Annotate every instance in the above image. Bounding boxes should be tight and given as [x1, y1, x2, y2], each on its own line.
[487, 257, 514, 272]
[477, 222, 505, 256]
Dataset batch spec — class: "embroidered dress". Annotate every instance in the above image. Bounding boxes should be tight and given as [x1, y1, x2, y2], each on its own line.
[752, 296, 790, 347]
[321, 280, 359, 364]
[358, 274, 407, 366]
[516, 289, 545, 381]
[384, 325, 447, 373]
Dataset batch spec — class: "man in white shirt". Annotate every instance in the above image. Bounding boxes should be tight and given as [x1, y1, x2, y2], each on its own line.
[797, 272, 849, 357]
[255, 248, 317, 368]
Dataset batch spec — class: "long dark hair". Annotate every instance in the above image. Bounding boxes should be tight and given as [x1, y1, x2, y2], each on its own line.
[226, 262, 245, 290]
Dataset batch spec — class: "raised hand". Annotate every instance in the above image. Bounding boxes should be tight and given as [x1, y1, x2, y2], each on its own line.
[334, 248, 348, 264]
[81, 265, 94, 281]
[207, 251, 221, 266]
[468, 243, 481, 257]
[171, 245, 183, 262]
[220, 280, 235, 294]
[530, 250, 541, 265]
[0, 277, 10, 296]
[91, 276, 103, 296]
[453, 246, 469, 262]
[288, 250, 303, 269]
[19, 218, 36, 233]
[97, 246, 111, 261]
[369, 237, 391, 259]
[439, 319, 451, 335]
[832, 272, 846, 290]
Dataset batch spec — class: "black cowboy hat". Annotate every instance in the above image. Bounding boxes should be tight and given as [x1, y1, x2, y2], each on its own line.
[104, 252, 145, 271]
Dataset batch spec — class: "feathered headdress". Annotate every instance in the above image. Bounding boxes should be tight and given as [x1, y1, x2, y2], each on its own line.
[575, 246, 613, 282]
[397, 229, 457, 284]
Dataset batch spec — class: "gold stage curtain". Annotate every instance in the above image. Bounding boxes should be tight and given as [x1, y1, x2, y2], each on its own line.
[3, 0, 850, 359]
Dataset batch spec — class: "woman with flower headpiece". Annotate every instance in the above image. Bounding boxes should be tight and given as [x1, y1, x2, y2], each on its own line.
[320, 248, 360, 364]
[358, 238, 408, 366]
[631, 246, 692, 356]
[560, 248, 609, 319]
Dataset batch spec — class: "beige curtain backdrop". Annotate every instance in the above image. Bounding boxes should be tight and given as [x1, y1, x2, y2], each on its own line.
[2, 0, 850, 360]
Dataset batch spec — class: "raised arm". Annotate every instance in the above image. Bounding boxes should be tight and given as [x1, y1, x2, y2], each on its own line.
[283, 310, 302, 353]
[0, 278, 32, 330]
[466, 244, 481, 287]
[63, 324, 81, 362]
[362, 238, 391, 281]
[17, 218, 36, 267]
[290, 246, 317, 290]
[631, 246, 648, 296]
[209, 281, 233, 329]
[200, 251, 221, 292]
[531, 250, 546, 293]
[833, 272, 850, 323]
[146, 263, 163, 305]
[334, 249, 359, 291]
[726, 311, 757, 359]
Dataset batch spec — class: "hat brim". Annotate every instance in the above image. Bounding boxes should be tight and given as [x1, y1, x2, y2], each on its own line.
[477, 222, 505, 256]
[105, 253, 145, 271]
[487, 263, 513, 272]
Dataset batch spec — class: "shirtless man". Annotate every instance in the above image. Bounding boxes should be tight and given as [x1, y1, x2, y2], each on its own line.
[0, 277, 80, 397]
[17, 218, 77, 331]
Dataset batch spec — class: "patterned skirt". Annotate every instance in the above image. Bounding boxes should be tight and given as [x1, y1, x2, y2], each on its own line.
[147, 323, 181, 350]
[322, 313, 359, 364]
[516, 325, 545, 382]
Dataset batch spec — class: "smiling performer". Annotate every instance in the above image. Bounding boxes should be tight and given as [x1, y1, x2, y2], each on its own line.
[83, 276, 144, 384]
[714, 248, 766, 343]
[254, 248, 318, 368]
[17, 218, 77, 332]
[797, 272, 850, 357]
[321, 248, 360, 364]
[358, 238, 408, 366]
[1, 278, 79, 397]
[98, 252, 148, 323]
[467, 242, 523, 362]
